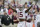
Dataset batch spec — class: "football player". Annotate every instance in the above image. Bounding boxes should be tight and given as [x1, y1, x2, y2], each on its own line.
[35, 8, 40, 27]
[25, 12, 34, 27]
[12, 4, 32, 27]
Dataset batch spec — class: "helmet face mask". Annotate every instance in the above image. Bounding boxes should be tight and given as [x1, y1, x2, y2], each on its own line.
[19, 4, 23, 11]
[19, 7, 23, 11]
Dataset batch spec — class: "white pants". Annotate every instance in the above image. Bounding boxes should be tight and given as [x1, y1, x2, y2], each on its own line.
[26, 22, 33, 27]
[17, 21, 26, 27]
[35, 20, 40, 27]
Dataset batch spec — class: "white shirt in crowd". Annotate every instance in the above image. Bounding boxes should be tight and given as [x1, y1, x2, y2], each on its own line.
[36, 14, 40, 20]
[0, 9, 4, 15]
[4, 8, 8, 14]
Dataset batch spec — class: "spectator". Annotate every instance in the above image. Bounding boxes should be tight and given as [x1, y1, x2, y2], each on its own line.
[24, 2, 28, 8]
[8, 8, 13, 20]
[12, 12, 19, 27]
[8, 0, 13, 4]
[0, 1, 4, 15]
[33, 3, 39, 12]
[15, 1, 19, 7]
[8, 8, 13, 15]
[4, 0, 8, 6]
[29, 1, 32, 5]
[4, 5, 9, 14]
[28, 1, 32, 7]
[0, 9, 4, 15]
[1, 12, 10, 27]
[9, 1, 16, 8]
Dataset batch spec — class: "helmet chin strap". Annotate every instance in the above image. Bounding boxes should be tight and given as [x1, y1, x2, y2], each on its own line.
[19, 7, 24, 11]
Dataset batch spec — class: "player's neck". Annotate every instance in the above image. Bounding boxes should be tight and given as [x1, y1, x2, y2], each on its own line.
[19, 8, 24, 11]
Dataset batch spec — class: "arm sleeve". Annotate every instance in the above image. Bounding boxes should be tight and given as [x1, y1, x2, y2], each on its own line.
[12, 9, 17, 13]
[25, 5, 32, 13]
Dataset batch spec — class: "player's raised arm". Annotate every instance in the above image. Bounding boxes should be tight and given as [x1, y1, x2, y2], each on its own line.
[25, 5, 32, 13]
[9, 4, 17, 13]
[11, 6, 17, 13]
[12, 8, 17, 13]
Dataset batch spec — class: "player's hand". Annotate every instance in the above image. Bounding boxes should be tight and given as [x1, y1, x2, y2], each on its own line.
[13, 20, 18, 22]
[13, 20, 19, 23]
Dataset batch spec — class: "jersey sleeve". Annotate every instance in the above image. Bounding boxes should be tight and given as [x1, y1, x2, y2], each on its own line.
[16, 8, 18, 11]
[24, 8, 27, 11]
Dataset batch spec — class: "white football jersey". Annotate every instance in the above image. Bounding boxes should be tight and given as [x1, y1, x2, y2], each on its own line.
[36, 14, 40, 20]
[27, 15, 31, 20]
[16, 8, 27, 19]
[25, 13, 28, 19]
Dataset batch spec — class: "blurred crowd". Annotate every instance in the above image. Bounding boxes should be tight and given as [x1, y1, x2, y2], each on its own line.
[0, 0, 40, 15]
[0, 0, 40, 27]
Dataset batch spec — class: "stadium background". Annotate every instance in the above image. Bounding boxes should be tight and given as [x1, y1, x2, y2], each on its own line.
[0, 0, 40, 27]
